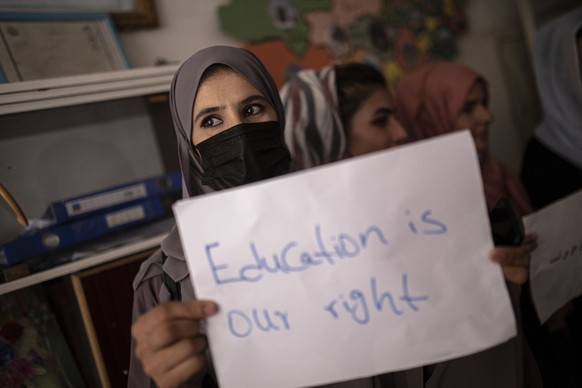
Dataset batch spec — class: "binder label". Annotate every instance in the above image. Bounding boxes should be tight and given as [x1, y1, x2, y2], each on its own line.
[105, 205, 146, 228]
[65, 184, 147, 216]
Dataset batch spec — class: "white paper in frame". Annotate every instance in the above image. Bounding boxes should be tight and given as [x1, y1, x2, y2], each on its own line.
[0, 13, 130, 83]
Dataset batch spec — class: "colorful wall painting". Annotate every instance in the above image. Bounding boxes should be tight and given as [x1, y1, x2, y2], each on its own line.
[218, 0, 468, 89]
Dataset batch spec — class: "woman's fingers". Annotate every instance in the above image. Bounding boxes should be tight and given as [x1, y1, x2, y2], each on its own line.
[500, 266, 529, 285]
[490, 234, 538, 267]
[133, 301, 217, 345]
[491, 234, 538, 284]
[141, 335, 208, 388]
[132, 300, 219, 387]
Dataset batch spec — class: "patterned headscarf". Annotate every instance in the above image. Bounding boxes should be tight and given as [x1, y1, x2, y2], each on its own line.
[280, 65, 348, 170]
[394, 62, 533, 216]
[533, 6, 582, 169]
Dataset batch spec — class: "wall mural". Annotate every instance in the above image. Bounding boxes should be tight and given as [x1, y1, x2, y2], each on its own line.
[218, 0, 469, 88]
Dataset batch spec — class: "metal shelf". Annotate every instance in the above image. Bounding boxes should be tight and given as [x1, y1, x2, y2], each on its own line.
[0, 65, 179, 295]
[0, 232, 167, 295]
[0, 64, 179, 115]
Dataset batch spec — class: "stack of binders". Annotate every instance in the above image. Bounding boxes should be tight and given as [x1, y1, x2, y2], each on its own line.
[0, 171, 182, 267]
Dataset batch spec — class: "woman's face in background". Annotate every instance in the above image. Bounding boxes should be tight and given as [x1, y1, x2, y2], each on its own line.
[347, 87, 408, 156]
[191, 67, 277, 146]
[454, 81, 493, 160]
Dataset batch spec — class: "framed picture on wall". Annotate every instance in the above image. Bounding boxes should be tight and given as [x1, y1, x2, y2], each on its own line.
[0, 0, 134, 12]
[110, 0, 159, 31]
[0, 13, 130, 83]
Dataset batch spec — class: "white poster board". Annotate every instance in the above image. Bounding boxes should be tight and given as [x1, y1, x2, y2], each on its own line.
[174, 131, 515, 388]
[523, 188, 582, 324]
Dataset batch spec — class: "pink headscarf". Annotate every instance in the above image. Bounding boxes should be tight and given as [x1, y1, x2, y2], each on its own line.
[394, 62, 533, 216]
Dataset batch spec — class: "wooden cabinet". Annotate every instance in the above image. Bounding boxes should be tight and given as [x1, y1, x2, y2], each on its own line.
[70, 250, 154, 388]
[0, 66, 179, 387]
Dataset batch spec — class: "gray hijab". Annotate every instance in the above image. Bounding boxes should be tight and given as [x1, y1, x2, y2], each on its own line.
[135, 45, 286, 289]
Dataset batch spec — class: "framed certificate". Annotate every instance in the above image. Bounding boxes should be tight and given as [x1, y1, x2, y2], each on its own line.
[0, 13, 130, 83]
[0, 0, 134, 12]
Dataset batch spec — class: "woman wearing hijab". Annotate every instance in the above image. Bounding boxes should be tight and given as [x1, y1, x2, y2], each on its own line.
[519, 8, 582, 387]
[129, 45, 291, 387]
[282, 62, 408, 171]
[282, 62, 541, 388]
[390, 61, 542, 387]
[131, 49, 543, 386]
[520, 6, 582, 210]
[130, 49, 417, 388]
[282, 62, 417, 387]
[393, 61, 533, 218]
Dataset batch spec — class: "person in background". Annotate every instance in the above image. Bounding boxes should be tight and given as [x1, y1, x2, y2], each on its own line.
[519, 7, 582, 388]
[391, 61, 542, 387]
[521, 6, 582, 210]
[282, 62, 408, 171]
[282, 62, 542, 387]
[394, 61, 533, 218]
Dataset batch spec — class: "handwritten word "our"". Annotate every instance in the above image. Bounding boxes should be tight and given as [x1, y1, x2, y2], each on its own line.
[227, 309, 290, 338]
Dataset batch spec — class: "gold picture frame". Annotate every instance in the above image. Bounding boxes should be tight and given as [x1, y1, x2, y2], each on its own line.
[111, 0, 158, 31]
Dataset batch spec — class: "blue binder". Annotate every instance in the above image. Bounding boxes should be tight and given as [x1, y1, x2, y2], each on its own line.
[1, 196, 171, 266]
[46, 170, 182, 223]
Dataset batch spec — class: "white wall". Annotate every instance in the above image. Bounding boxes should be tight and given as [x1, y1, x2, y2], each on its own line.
[0, 0, 540, 243]
[118, 0, 239, 68]
[0, 98, 164, 242]
[119, 0, 539, 174]
[455, 0, 539, 173]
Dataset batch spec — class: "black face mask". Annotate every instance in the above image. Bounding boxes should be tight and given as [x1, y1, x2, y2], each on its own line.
[196, 121, 291, 190]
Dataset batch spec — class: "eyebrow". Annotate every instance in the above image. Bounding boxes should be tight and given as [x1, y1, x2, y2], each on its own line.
[375, 107, 396, 115]
[462, 99, 480, 109]
[193, 94, 270, 124]
[194, 106, 223, 124]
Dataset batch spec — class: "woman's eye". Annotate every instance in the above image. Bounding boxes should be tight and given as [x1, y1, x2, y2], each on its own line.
[201, 116, 222, 128]
[461, 102, 476, 114]
[243, 104, 264, 117]
[372, 116, 389, 128]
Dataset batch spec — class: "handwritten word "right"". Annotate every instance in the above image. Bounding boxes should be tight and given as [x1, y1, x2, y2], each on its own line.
[324, 273, 429, 324]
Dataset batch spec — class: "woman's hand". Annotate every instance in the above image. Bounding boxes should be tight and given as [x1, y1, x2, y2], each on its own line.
[490, 233, 538, 285]
[132, 300, 218, 388]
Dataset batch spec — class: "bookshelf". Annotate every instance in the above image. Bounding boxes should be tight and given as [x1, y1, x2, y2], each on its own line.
[0, 64, 178, 115]
[0, 232, 166, 295]
[0, 65, 179, 387]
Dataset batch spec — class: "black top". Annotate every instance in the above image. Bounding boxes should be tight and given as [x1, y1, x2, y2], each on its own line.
[520, 136, 582, 210]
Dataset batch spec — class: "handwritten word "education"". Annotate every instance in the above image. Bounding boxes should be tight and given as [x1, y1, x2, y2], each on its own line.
[203, 211, 447, 285]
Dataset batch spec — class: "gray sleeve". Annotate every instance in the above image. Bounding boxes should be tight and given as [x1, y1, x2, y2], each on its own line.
[127, 274, 163, 388]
